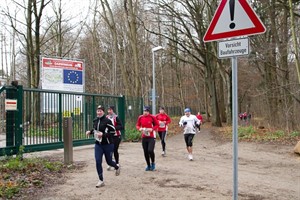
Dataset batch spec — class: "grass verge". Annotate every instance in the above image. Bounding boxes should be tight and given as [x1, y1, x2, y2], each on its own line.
[0, 154, 85, 199]
[217, 125, 300, 144]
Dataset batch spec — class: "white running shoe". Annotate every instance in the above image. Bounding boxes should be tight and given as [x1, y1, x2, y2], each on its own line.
[115, 165, 121, 176]
[188, 154, 193, 161]
[161, 151, 166, 156]
[107, 166, 113, 171]
[96, 180, 105, 188]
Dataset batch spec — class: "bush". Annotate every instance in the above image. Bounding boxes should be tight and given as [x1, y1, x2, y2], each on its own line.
[290, 131, 300, 137]
[238, 125, 256, 138]
[125, 128, 141, 141]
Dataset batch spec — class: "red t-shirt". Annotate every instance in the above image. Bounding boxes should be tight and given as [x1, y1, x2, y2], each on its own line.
[155, 113, 171, 132]
[196, 114, 203, 123]
[136, 114, 159, 138]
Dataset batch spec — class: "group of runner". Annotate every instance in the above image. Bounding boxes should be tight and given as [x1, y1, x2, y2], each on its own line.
[86, 105, 203, 187]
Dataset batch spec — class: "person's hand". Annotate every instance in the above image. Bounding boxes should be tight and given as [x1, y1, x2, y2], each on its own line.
[139, 128, 144, 131]
[96, 131, 103, 139]
[86, 130, 91, 136]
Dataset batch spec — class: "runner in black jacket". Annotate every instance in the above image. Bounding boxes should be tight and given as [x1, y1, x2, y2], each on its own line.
[86, 105, 120, 188]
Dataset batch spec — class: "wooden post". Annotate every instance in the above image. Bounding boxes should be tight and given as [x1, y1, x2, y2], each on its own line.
[63, 117, 73, 164]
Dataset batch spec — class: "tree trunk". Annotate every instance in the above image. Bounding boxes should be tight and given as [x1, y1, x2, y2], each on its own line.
[124, 0, 140, 97]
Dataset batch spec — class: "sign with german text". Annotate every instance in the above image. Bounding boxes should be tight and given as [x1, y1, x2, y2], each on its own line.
[218, 38, 249, 58]
[41, 56, 84, 114]
[41, 57, 84, 92]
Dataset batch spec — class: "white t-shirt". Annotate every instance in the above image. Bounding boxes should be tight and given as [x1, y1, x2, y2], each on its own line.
[179, 114, 200, 134]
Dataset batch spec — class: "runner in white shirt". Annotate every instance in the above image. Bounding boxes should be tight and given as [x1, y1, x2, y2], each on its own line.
[179, 108, 200, 161]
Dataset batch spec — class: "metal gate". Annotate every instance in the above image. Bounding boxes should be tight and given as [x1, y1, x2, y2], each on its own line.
[0, 85, 125, 156]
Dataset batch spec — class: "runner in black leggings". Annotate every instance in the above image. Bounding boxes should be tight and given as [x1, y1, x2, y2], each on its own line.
[136, 106, 159, 171]
[107, 106, 123, 167]
[142, 137, 156, 169]
[155, 107, 171, 156]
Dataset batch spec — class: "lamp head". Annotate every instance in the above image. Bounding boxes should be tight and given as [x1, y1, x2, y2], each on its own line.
[152, 46, 164, 52]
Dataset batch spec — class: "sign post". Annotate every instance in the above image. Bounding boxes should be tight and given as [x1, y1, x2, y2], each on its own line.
[232, 56, 238, 199]
[203, 1, 266, 199]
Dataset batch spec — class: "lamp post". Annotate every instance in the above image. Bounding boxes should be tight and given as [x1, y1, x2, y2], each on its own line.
[152, 46, 163, 115]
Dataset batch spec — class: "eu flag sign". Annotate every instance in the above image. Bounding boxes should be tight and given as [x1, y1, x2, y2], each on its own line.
[63, 70, 83, 84]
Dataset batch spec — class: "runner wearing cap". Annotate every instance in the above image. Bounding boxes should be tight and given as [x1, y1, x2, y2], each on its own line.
[136, 106, 159, 171]
[86, 105, 120, 188]
[155, 107, 171, 156]
[179, 108, 201, 161]
[106, 105, 123, 170]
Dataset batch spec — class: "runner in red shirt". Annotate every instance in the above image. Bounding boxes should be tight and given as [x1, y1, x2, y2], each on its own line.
[196, 112, 203, 131]
[155, 107, 171, 156]
[136, 106, 159, 171]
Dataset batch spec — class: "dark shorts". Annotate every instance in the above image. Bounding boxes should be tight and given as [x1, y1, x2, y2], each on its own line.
[184, 134, 195, 147]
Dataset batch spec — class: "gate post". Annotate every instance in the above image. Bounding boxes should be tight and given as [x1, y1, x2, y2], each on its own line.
[118, 95, 125, 140]
[63, 117, 73, 164]
[5, 85, 17, 147]
[15, 85, 23, 154]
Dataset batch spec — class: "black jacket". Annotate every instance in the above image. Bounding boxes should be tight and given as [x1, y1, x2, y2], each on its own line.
[90, 115, 116, 145]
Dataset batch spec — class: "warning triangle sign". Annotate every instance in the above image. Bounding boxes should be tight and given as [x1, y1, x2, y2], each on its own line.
[203, 0, 266, 42]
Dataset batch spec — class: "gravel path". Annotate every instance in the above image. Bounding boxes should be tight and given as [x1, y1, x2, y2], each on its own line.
[30, 127, 299, 200]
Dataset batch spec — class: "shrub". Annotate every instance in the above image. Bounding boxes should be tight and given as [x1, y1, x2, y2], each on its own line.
[125, 128, 141, 141]
[290, 131, 300, 137]
[238, 125, 256, 138]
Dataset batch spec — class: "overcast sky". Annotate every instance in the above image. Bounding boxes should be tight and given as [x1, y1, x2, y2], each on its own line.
[0, 0, 92, 75]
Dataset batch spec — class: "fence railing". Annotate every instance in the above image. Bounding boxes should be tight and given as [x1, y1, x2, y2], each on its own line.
[0, 85, 126, 156]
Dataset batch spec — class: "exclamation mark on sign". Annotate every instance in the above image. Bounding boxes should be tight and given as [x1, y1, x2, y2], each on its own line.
[229, 0, 236, 29]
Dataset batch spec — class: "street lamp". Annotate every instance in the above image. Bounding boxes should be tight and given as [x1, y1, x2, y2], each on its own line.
[152, 46, 163, 115]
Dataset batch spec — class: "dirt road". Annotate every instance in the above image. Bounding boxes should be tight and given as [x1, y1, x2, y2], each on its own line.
[33, 128, 299, 200]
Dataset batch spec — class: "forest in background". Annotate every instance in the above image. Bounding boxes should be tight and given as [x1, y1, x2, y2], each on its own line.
[0, 0, 300, 131]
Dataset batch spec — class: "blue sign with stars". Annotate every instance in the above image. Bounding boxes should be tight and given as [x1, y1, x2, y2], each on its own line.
[63, 70, 83, 85]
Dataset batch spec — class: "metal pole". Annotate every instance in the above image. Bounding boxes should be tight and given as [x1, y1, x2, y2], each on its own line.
[232, 56, 238, 200]
[63, 117, 73, 165]
[152, 51, 156, 115]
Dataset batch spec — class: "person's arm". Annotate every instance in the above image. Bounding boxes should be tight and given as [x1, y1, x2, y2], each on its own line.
[179, 116, 185, 127]
[115, 116, 123, 130]
[105, 119, 116, 137]
[194, 116, 201, 125]
[152, 115, 159, 131]
[166, 115, 171, 125]
[86, 118, 97, 136]
[136, 116, 142, 130]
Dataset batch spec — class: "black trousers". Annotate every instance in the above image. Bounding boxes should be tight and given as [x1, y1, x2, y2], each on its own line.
[158, 131, 167, 151]
[113, 136, 121, 164]
[142, 137, 156, 167]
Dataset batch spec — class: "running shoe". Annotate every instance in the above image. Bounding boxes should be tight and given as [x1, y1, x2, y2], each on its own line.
[96, 180, 105, 188]
[188, 154, 193, 161]
[161, 151, 166, 156]
[107, 166, 113, 171]
[145, 166, 151, 171]
[151, 163, 156, 171]
[115, 165, 121, 176]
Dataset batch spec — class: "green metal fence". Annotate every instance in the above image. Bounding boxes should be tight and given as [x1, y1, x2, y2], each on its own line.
[0, 85, 126, 156]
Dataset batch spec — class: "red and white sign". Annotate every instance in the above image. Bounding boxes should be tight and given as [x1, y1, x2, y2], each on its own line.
[5, 99, 17, 111]
[203, 0, 266, 42]
[41, 57, 84, 92]
[42, 58, 83, 70]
